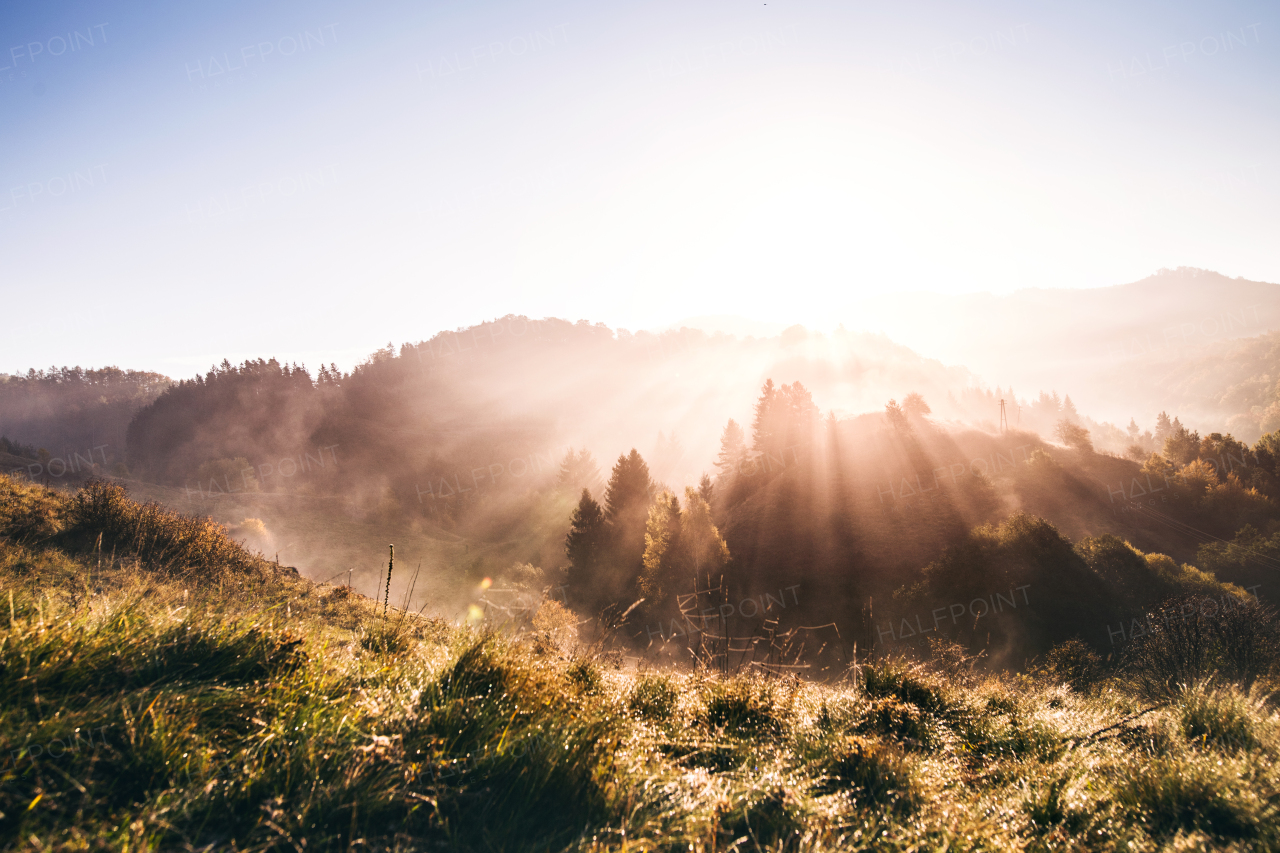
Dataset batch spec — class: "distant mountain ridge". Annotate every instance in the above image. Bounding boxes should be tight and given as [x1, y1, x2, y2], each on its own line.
[667, 268, 1280, 433]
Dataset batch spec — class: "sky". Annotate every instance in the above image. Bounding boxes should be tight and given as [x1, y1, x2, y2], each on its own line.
[1, 0, 1277, 379]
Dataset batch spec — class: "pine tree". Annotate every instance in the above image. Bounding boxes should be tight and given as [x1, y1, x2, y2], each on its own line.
[1062, 395, 1079, 423]
[750, 379, 778, 452]
[639, 492, 683, 603]
[680, 486, 729, 585]
[1155, 412, 1173, 444]
[558, 448, 601, 494]
[698, 473, 713, 505]
[750, 379, 818, 470]
[638, 487, 729, 611]
[604, 449, 654, 525]
[1163, 421, 1201, 468]
[602, 449, 655, 593]
[780, 381, 818, 443]
[564, 489, 605, 600]
[714, 420, 748, 481]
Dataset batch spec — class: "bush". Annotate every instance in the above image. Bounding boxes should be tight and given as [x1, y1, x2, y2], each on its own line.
[1075, 535, 1161, 606]
[1122, 593, 1280, 698]
[68, 479, 263, 577]
[1037, 638, 1105, 693]
[0, 473, 67, 543]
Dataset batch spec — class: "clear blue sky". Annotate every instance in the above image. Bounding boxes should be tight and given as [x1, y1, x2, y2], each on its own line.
[1, 0, 1276, 378]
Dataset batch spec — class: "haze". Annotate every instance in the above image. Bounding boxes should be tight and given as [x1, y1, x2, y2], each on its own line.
[2, 0, 1278, 378]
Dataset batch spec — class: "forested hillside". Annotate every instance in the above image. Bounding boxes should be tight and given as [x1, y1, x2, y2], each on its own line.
[7, 314, 1280, 673]
[0, 367, 170, 473]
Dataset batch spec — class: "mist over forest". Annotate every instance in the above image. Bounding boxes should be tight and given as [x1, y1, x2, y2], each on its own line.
[6, 269, 1280, 671]
[9, 0, 1280, 843]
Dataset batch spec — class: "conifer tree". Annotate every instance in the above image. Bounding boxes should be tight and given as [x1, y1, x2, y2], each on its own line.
[639, 492, 683, 603]
[1163, 421, 1201, 468]
[601, 449, 655, 594]
[558, 448, 602, 495]
[750, 379, 778, 453]
[564, 488, 605, 600]
[1062, 395, 1079, 423]
[780, 381, 818, 443]
[698, 473, 713, 505]
[604, 449, 654, 525]
[638, 487, 729, 611]
[680, 486, 729, 585]
[714, 419, 748, 481]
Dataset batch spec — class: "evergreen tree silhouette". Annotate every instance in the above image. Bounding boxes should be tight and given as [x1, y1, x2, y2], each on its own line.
[565, 488, 606, 604]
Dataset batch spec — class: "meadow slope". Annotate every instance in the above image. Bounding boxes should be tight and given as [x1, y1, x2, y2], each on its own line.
[2, 474, 1280, 851]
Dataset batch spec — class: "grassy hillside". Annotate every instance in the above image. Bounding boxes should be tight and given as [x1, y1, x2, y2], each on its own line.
[4, 473, 1280, 851]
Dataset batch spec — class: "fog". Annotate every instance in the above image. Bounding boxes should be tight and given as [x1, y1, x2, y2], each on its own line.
[3, 0, 1280, 674]
[9, 292, 1280, 667]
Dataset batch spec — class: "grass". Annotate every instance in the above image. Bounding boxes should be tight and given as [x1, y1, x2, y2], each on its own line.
[4, 472, 1280, 850]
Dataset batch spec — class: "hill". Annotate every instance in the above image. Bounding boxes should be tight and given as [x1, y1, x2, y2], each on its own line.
[814, 267, 1280, 431]
[2, 473, 1279, 850]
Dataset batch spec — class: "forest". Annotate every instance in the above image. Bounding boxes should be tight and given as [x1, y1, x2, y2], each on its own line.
[5, 314, 1280, 850]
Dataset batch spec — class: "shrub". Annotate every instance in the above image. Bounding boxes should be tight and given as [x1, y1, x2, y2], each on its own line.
[532, 598, 577, 654]
[1122, 593, 1280, 699]
[1075, 535, 1161, 606]
[0, 473, 68, 543]
[68, 479, 262, 577]
[926, 636, 985, 685]
[1037, 638, 1105, 693]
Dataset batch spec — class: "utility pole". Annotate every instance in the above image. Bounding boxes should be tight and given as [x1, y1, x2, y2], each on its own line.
[999, 399, 1008, 434]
